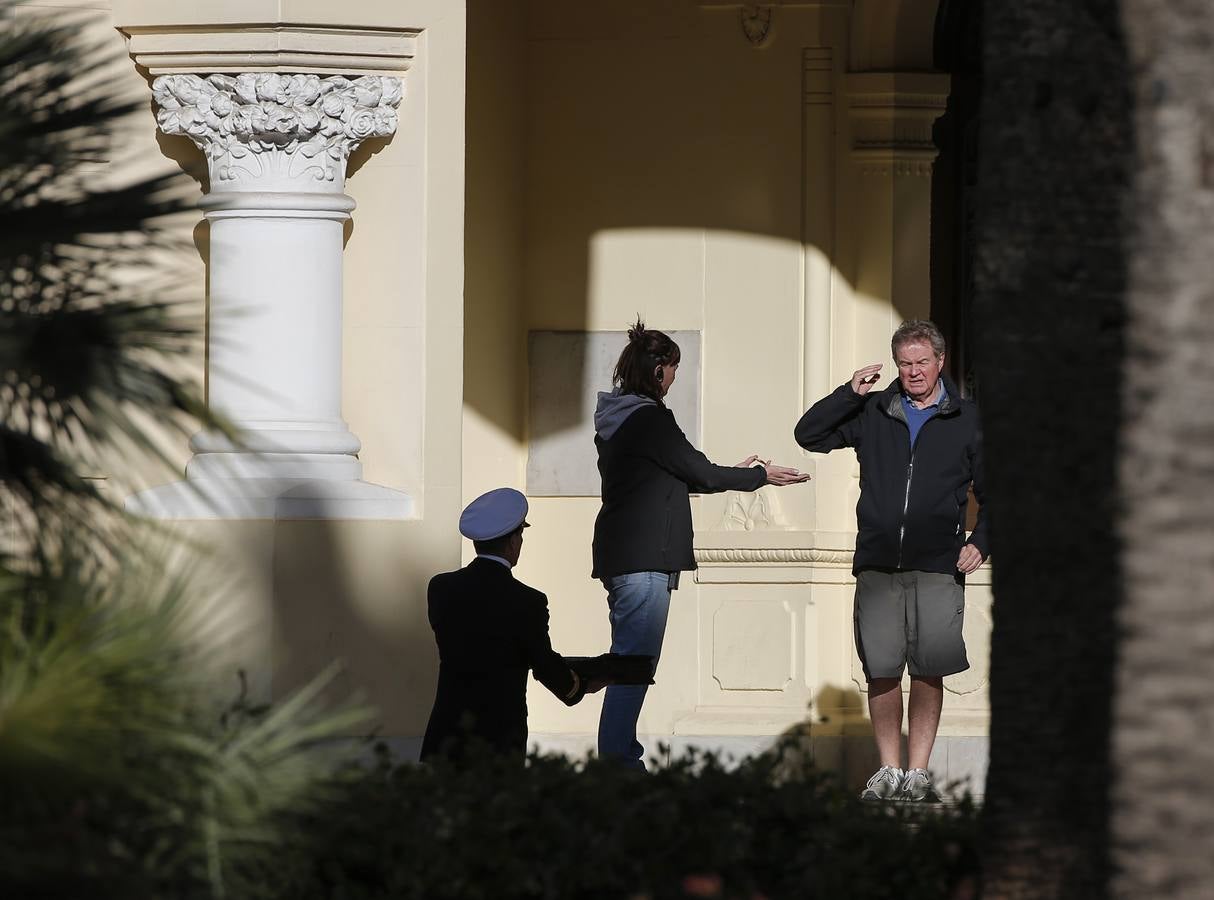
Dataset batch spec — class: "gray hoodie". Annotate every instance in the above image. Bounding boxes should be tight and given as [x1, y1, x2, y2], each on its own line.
[593, 389, 658, 440]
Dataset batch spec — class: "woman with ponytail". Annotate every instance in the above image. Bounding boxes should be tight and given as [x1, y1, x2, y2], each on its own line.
[592, 320, 808, 770]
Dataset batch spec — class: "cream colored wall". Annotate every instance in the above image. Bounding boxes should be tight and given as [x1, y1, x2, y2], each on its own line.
[41, 0, 988, 769]
[462, 0, 527, 512]
[514, 0, 838, 745]
[462, 0, 991, 779]
[32, 0, 472, 744]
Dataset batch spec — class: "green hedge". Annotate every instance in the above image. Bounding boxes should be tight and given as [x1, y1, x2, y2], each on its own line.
[277, 743, 980, 900]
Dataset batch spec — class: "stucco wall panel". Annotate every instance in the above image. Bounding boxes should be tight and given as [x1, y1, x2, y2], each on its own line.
[96, 2, 468, 739]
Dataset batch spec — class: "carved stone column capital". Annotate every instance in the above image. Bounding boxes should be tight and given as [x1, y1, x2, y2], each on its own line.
[129, 70, 412, 518]
[152, 73, 403, 191]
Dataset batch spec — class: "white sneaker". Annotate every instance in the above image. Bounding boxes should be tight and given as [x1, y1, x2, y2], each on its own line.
[900, 768, 942, 803]
[859, 765, 904, 801]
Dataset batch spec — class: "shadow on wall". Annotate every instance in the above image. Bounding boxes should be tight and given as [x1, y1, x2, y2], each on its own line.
[140, 78, 441, 739]
[465, 0, 947, 446]
[187, 515, 443, 747]
[270, 518, 442, 747]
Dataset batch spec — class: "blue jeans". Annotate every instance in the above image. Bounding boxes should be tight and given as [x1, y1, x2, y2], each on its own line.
[597, 571, 673, 770]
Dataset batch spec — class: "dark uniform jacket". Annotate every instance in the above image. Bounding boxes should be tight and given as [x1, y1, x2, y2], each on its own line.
[592, 401, 768, 579]
[794, 376, 989, 577]
[420, 557, 583, 762]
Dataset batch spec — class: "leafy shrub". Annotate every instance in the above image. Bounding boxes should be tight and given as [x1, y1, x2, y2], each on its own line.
[277, 743, 979, 900]
[0, 557, 371, 900]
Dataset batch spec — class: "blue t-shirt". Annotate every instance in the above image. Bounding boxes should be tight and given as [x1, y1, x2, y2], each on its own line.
[902, 383, 947, 449]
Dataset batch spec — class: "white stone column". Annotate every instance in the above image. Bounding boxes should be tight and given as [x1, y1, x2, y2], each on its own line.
[127, 73, 412, 519]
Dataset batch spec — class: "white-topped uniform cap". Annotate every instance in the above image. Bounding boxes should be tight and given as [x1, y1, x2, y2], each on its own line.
[458, 487, 530, 541]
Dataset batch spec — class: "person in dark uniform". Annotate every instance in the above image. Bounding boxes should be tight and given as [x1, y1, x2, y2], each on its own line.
[420, 487, 600, 763]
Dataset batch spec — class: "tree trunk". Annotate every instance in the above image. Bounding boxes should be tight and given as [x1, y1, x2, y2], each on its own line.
[1113, 2, 1214, 897]
[973, 2, 1132, 897]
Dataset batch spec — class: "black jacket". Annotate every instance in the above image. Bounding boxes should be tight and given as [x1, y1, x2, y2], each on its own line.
[794, 377, 988, 577]
[592, 401, 767, 578]
[420, 557, 582, 762]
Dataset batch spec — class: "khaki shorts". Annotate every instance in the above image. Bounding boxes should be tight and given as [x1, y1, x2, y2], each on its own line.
[854, 569, 969, 680]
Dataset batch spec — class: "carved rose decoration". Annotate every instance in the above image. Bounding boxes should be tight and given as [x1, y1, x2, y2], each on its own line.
[151, 73, 402, 184]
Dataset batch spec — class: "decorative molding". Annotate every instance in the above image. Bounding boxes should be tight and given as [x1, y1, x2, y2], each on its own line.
[948, 600, 992, 696]
[803, 47, 832, 105]
[801, 45, 835, 406]
[715, 489, 786, 531]
[851, 153, 938, 177]
[694, 547, 853, 566]
[152, 73, 402, 190]
[121, 24, 417, 76]
[711, 601, 794, 691]
[128, 72, 411, 520]
[698, 2, 849, 46]
[845, 73, 950, 176]
[740, 5, 774, 47]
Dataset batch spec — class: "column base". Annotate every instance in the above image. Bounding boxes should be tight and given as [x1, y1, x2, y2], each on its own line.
[126, 475, 413, 520]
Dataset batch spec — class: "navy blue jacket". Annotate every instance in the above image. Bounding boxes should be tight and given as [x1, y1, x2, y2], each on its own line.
[794, 377, 988, 577]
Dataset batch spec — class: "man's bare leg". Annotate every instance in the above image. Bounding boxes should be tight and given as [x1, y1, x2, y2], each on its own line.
[868, 677, 904, 768]
[907, 674, 943, 771]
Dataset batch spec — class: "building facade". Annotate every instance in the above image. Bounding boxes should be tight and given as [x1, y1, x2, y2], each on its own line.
[44, 0, 989, 791]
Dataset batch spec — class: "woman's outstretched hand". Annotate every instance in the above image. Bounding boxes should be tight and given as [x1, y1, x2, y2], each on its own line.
[736, 455, 809, 486]
[763, 463, 810, 486]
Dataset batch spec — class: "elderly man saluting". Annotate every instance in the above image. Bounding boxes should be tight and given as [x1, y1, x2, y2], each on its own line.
[421, 488, 601, 763]
[794, 320, 988, 803]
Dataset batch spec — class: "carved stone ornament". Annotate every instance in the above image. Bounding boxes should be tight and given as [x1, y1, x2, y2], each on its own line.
[740, 5, 774, 46]
[716, 489, 785, 531]
[694, 547, 853, 566]
[151, 73, 403, 190]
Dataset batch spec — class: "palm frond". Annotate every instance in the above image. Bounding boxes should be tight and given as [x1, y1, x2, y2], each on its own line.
[0, 2, 231, 556]
[0, 552, 371, 898]
[0, 15, 145, 174]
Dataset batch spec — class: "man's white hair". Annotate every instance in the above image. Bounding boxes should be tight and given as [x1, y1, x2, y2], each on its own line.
[891, 320, 947, 357]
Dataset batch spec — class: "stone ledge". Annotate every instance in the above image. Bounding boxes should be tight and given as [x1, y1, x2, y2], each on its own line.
[119, 23, 417, 75]
[693, 530, 993, 586]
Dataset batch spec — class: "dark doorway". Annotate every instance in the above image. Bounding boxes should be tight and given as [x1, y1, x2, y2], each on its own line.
[931, 0, 983, 397]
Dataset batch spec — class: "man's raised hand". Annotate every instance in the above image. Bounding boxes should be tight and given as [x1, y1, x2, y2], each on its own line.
[850, 363, 883, 396]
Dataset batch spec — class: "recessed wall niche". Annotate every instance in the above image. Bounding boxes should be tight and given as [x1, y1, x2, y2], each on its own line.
[527, 330, 702, 496]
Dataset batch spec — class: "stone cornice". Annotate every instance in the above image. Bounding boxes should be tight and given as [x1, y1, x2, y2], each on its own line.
[152, 73, 402, 191]
[694, 542, 993, 586]
[693, 531, 856, 568]
[698, 1, 849, 47]
[120, 24, 417, 76]
[845, 72, 950, 176]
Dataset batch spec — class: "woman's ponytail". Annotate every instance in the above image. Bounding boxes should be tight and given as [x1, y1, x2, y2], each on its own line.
[612, 318, 681, 401]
